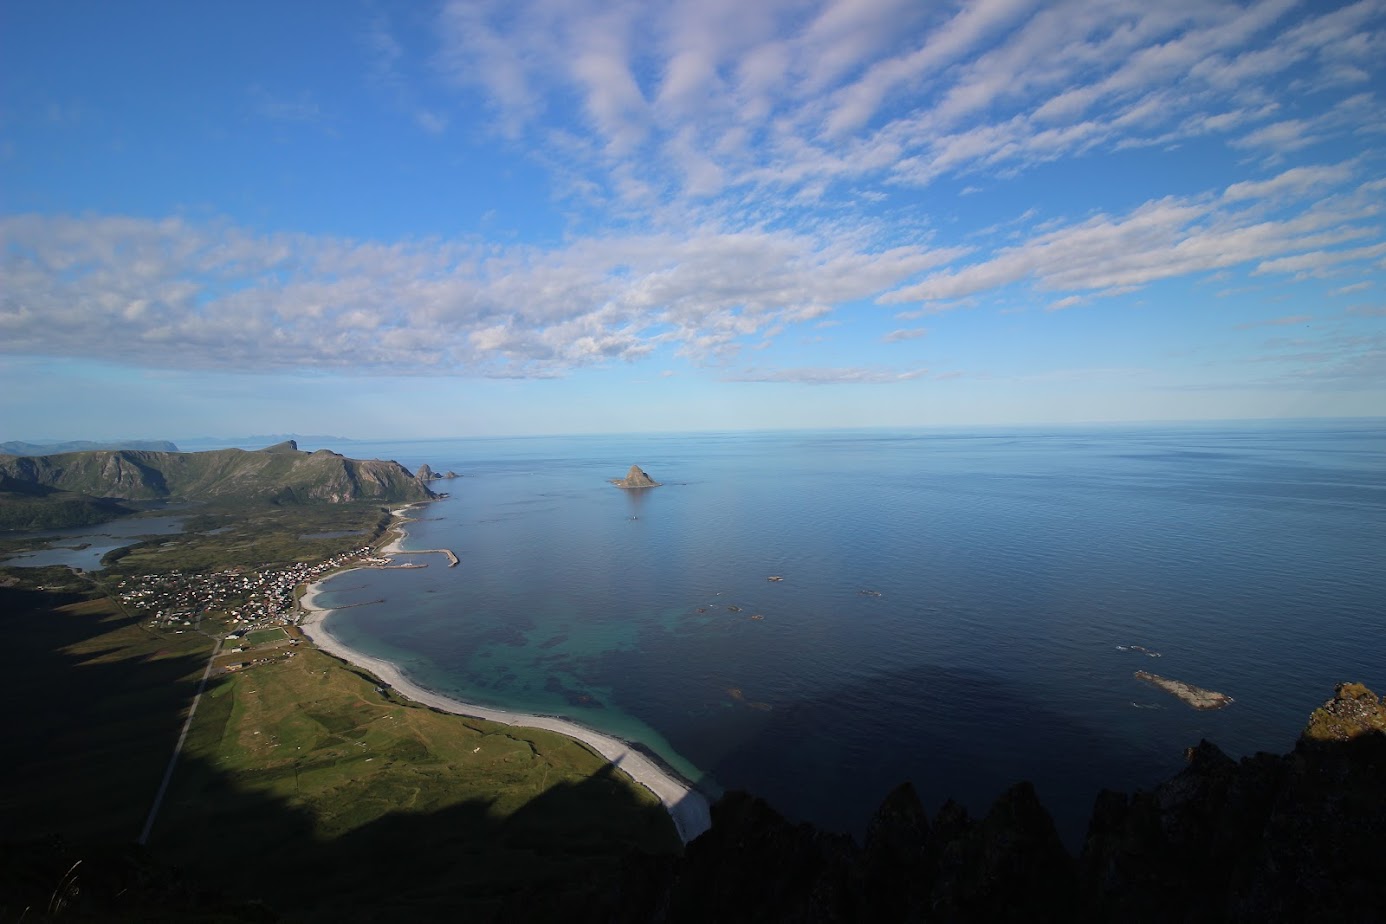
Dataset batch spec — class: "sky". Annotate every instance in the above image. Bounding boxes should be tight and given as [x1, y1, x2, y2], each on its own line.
[1, 0, 1384, 440]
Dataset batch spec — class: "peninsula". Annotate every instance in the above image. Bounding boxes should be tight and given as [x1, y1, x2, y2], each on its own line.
[611, 464, 660, 488]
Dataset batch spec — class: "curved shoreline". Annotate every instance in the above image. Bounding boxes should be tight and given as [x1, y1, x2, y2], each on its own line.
[297, 507, 712, 844]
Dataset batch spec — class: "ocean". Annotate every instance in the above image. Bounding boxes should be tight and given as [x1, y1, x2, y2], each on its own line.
[306, 422, 1386, 845]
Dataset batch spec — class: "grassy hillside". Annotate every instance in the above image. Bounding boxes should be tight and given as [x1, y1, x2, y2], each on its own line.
[0, 442, 433, 529]
[103, 501, 393, 575]
[0, 475, 136, 529]
[0, 548, 679, 920]
[157, 646, 677, 918]
[0, 495, 681, 919]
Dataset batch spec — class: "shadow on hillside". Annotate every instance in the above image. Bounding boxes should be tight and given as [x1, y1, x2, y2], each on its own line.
[0, 584, 212, 844]
[148, 745, 678, 922]
[0, 585, 681, 921]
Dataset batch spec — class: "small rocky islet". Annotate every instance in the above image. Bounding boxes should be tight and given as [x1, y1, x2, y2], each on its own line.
[611, 464, 660, 488]
[1135, 670, 1233, 710]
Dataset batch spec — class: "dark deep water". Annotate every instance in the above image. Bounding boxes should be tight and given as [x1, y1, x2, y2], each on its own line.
[309, 422, 1386, 845]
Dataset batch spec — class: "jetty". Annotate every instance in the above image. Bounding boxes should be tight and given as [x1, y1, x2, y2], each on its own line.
[407, 548, 459, 567]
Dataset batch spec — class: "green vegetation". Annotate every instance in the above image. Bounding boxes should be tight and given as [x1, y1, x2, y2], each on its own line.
[1303, 682, 1386, 742]
[0, 475, 135, 529]
[1, 497, 680, 920]
[102, 501, 392, 576]
[0, 442, 433, 529]
[156, 646, 677, 917]
[245, 626, 288, 645]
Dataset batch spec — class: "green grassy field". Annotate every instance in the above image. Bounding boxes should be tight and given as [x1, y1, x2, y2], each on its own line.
[154, 646, 678, 918]
[2, 498, 681, 920]
[244, 627, 287, 645]
[103, 501, 392, 576]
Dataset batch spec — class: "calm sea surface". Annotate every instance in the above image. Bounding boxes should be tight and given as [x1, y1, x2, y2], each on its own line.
[306, 423, 1386, 844]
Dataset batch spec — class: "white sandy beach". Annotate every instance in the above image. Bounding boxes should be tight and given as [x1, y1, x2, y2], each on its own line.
[297, 508, 711, 844]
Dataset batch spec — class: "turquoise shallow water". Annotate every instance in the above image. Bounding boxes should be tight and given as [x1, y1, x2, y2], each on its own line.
[309, 422, 1386, 844]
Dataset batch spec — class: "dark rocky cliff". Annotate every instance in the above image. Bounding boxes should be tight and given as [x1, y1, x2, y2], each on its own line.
[618, 683, 1386, 923]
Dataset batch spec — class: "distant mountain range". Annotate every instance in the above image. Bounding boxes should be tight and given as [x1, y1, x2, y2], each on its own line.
[0, 439, 181, 456]
[0, 440, 433, 529]
[175, 434, 356, 450]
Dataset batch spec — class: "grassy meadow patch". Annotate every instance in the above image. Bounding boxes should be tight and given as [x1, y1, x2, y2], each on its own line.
[104, 501, 392, 576]
[155, 646, 678, 917]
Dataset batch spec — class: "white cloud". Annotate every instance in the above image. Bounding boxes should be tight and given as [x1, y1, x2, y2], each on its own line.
[430, 0, 1386, 222]
[724, 365, 929, 384]
[1233, 314, 1314, 330]
[1222, 162, 1356, 201]
[881, 165, 1382, 307]
[1332, 281, 1373, 295]
[1253, 241, 1386, 277]
[0, 214, 961, 377]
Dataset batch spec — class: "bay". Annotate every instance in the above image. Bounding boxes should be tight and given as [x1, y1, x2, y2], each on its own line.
[307, 421, 1386, 845]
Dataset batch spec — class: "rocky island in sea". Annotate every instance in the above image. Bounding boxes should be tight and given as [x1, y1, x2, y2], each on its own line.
[1135, 671, 1234, 710]
[414, 463, 459, 481]
[612, 464, 660, 488]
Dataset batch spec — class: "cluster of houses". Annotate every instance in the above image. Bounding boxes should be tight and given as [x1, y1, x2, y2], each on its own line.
[115, 545, 390, 631]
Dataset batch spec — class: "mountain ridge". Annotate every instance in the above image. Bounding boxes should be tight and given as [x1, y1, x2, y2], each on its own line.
[0, 439, 180, 456]
[0, 443, 433, 528]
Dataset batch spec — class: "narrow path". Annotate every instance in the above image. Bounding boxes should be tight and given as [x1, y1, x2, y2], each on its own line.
[137, 635, 222, 845]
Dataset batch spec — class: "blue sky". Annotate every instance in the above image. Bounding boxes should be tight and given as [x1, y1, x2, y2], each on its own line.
[2, 0, 1383, 440]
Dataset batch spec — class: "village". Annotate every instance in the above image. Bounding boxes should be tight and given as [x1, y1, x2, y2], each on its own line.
[115, 545, 388, 636]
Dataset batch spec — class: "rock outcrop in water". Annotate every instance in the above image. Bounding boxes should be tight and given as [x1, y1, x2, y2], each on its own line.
[413, 464, 459, 482]
[1134, 671, 1233, 710]
[617, 683, 1386, 922]
[612, 465, 660, 488]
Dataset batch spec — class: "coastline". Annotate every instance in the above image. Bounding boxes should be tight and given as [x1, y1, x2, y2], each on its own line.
[297, 505, 712, 844]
